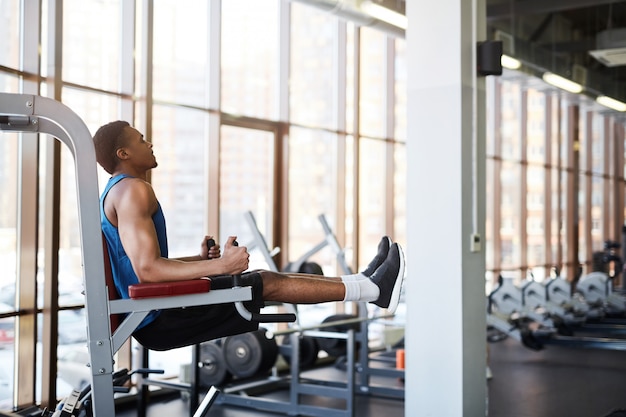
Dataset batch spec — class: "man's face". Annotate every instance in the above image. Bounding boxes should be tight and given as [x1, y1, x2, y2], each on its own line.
[121, 126, 158, 169]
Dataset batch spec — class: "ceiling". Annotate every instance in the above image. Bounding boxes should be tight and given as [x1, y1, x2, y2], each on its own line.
[297, 0, 626, 102]
[486, 0, 626, 101]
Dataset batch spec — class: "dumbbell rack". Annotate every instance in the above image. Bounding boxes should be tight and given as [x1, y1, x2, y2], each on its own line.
[216, 327, 357, 417]
[213, 305, 404, 417]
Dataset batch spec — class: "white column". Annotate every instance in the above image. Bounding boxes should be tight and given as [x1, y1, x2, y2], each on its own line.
[405, 0, 487, 416]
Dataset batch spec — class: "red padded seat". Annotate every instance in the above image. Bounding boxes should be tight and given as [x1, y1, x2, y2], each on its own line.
[128, 279, 211, 299]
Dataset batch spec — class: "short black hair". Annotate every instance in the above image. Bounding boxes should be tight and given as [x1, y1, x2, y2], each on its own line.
[93, 120, 131, 174]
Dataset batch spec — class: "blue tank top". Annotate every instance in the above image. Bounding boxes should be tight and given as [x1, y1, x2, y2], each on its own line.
[100, 174, 168, 329]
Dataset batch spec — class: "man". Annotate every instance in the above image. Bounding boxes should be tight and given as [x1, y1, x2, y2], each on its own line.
[94, 120, 405, 351]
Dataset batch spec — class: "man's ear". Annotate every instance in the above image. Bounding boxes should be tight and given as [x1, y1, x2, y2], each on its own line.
[116, 148, 129, 160]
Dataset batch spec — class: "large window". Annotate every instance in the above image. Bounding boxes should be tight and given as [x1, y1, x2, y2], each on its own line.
[0, 0, 407, 410]
[487, 74, 626, 285]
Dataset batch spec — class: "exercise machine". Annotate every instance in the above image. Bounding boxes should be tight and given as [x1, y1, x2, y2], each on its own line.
[576, 272, 626, 317]
[487, 274, 626, 351]
[0, 93, 295, 417]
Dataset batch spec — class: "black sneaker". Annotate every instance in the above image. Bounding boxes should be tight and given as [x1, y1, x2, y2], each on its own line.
[369, 243, 405, 314]
[362, 236, 392, 277]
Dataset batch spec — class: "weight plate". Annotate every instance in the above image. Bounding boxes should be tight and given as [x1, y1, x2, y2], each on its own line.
[198, 341, 231, 387]
[280, 335, 320, 368]
[223, 328, 278, 379]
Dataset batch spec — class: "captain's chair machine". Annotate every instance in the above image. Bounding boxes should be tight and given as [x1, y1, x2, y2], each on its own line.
[0, 93, 295, 417]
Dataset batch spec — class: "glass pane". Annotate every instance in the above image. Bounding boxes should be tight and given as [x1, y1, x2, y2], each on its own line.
[359, 28, 386, 138]
[527, 166, 545, 275]
[346, 24, 355, 134]
[549, 93, 561, 168]
[559, 169, 569, 278]
[153, 0, 209, 107]
[290, 3, 336, 129]
[52, 310, 89, 399]
[486, 157, 495, 279]
[0, 317, 15, 408]
[591, 175, 604, 251]
[358, 138, 386, 273]
[500, 161, 521, 273]
[63, 0, 121, 91]
[394, 38, 407, 142]
[0, 132, 18, 308]
[591, 113, 605, 175]
[57, 338, 90, 395]
[0, 0, 20, 69]
[550, 168, 564, 269]
[344, 134, 355, 263]
[150, 106, 209, 257]
[288, 127, 337, 273]
[500, 81, 521, 161]
[0, 129, 18, 410]
[526, 89, 545, 164]
[221, 0, 278, 119]
[219, 125, 274, 270]
[561, 102, 573, 169]
[57, 144, 85, 308]
[578, 172, 587, 264]
[393, 143, 406, 247]
[486, 78, 497, 158]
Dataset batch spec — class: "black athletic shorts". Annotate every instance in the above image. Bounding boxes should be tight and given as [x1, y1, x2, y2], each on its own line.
[133, 272, 264, 351]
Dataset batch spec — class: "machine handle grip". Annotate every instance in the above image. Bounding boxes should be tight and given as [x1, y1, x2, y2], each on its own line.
[232, 240, 296, 323]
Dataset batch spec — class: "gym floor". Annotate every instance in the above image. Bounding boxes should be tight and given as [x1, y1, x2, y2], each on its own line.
[116, 336, 626, 417]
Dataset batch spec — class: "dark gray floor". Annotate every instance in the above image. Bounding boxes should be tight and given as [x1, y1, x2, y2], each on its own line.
[488, 335, 626, 417]
[116, 335, 626, 417]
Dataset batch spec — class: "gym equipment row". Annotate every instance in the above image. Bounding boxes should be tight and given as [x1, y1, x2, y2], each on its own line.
[487, 274, 626, 351]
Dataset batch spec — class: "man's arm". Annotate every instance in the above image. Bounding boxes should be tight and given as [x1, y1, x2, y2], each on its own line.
[115, 179, 247, 282]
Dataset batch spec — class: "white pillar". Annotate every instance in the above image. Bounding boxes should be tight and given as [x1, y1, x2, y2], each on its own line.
[405, 0, 487, 416]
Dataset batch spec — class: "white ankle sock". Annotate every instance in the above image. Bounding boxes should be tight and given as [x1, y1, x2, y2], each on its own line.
[341, 273, 366, 282]
[342, 279, 380, 302]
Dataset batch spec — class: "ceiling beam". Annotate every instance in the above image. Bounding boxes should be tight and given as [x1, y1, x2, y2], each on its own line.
[487, 0, 618, 20]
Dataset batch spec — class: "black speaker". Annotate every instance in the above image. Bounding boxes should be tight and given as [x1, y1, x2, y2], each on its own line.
[477, 40, 503, 76]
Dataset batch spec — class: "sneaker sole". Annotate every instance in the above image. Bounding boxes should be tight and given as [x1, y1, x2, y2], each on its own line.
[386, 244, 406, 314]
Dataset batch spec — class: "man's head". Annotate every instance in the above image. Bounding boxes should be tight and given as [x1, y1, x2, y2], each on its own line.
[93, 121, 157, 175]
[93, 120, 131, 174]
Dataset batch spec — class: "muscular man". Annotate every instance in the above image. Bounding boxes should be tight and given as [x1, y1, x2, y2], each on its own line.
[94, 120, 405, 351]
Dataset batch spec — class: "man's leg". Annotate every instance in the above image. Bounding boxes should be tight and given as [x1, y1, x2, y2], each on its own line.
[260, 242, 405, 312]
